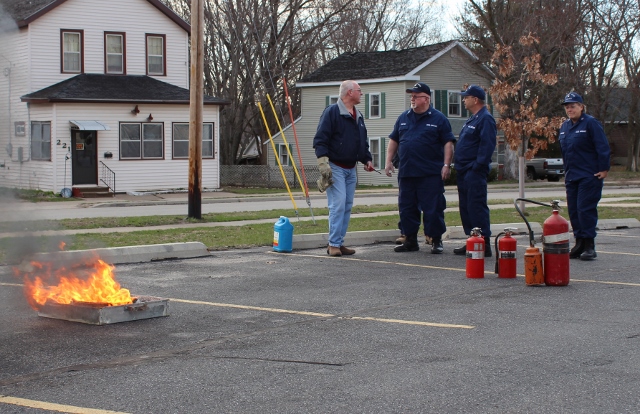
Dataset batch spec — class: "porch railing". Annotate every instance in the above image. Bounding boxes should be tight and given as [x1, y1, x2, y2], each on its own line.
[100, 161, 116, 194]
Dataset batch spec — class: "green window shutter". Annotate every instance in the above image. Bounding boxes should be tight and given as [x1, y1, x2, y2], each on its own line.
[435, 90, 442, 112]
[381, 92, 386, 118]
[325, 96, 329, 107]
[364, 94, 369, 119]
[275, 144, 279, 166]
[443, 91, 449, 116]
[381, 137, 386, 169]
[288, 144, 292, 166]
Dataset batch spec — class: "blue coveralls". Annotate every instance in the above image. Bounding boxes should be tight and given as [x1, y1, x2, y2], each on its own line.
[453, 106, 497, 237]
[389, 107, 455, 239]
[558, 114, 610, 239]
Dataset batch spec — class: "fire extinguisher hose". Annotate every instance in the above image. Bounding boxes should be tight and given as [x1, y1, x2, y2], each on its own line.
[513, 198, 553, 247]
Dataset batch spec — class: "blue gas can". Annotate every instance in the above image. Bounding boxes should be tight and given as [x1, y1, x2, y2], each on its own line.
[273, 216, 294, 252]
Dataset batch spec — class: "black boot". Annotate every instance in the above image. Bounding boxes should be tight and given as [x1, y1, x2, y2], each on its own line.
[484, 236, 492, 257]
[580, 238, 597, 260]
[453, 245, 466, 255]
[569, 237, 585, 259]
[394, 233, 419, 252]
[431, 238, 444, 254]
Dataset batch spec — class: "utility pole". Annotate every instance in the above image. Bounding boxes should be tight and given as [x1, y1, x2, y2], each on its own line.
[188, 0, 204, 219]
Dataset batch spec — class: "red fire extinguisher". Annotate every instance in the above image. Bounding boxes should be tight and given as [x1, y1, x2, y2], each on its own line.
[494, 227, 517, 278]
[466, 227, 485, 279]
[542, 200, 570, 286]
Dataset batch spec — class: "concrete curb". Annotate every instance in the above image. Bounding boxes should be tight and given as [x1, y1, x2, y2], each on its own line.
[23, 242, 211, 266]
[595, 218, 640, 230]
[11, 219, 639, 266]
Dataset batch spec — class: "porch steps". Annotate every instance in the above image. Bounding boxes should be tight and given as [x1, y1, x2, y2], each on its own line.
[72, 186, 114, 198]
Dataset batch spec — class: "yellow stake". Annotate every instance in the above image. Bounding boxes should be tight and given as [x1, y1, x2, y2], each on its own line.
[266, 94, 305, 196]
[257, 102, 298, 211]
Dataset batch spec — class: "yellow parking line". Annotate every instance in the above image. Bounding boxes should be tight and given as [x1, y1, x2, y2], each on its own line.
[347, 316, 474, 329]
[172, 298, 474, 329]
[0, 395, 128, 414]
[172, 298, 335, 318]
[281, 252, 466, 272]
[284, 252, 640, 286]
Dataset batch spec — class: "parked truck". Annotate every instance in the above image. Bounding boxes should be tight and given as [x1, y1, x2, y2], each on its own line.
[525, 158, 564, 181]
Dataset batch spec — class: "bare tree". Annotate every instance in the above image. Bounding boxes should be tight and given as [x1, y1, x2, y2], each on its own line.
[167, 0, 445, 165]
[593, 0, 640, 171]
[491, 34, 564, 202]
[456, 0, 640, 172]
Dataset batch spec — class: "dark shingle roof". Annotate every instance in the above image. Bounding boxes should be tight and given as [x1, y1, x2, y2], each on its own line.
[0, 0, 56, 22]
[21, 74, 229, 105]
[0, 0, 189, 31]
[299, 41, 459, 83]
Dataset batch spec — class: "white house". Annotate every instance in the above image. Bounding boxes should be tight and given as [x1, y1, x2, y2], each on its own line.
[268, 40, 503, 186]
[0, 0, 229, 195]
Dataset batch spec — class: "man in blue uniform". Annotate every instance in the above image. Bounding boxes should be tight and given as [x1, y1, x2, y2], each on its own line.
[384, 82, 455, 254]
[452, 85, 496, 257]
[313, 80, 375, 257]
[559, 92, 610, 260]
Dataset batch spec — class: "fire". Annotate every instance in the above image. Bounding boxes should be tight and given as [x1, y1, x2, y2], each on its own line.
[59, 241, 66, 251]
[16, 255, 133, 310]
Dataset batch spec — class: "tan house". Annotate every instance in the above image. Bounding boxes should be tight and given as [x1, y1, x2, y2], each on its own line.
[268, 40, 502, 186]
[0, 0, 228, 195]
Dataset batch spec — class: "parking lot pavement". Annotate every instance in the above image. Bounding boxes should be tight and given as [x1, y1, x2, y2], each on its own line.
[1, 228, 640, 413]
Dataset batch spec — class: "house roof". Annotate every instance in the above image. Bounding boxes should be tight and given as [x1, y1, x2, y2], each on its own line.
[0, 0, 190, 32]
[298, 40, 492, 85]
[21, 74, 230, 105]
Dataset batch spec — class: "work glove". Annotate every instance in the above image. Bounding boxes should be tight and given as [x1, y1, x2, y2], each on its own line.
[317, 156, 333, 192]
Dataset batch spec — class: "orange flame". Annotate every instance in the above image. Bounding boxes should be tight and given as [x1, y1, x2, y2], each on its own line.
[59, 241, 66, 251]
[16, 256, 132, 310]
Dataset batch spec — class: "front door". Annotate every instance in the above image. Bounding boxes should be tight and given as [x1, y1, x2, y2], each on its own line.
[71, 130, 98, 185]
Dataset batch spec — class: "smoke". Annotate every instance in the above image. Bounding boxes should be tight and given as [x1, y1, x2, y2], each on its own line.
[0, 189, 75, 267]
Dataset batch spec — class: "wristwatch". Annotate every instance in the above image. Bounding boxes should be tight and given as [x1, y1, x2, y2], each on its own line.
[443, 164, 450, 167]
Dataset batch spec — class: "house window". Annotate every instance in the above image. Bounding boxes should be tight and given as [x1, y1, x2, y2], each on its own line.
[368, 137, 381, 169]
[105, 32, 125, 74]
[448, 91, 461, 117]
[61, 30, 83, 73]
[14, 121, 25, 136]
[31, 121, 51, 161]
[329, 96, 338, 105]
[369, 93, 381, 118]
[277, 143, 290, 166]
[120, 122, 164, 159]
[146, 34, 166, 75]
[172, 122, 215, 159]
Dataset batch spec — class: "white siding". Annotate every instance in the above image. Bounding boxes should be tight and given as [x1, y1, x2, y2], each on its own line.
[0, 0, 223, 194]
[0, 26, 32, 186]
[0, 102, 220, 193]
[27, 0, 189, 91]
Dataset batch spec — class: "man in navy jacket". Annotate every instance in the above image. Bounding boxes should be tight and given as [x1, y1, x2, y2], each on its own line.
[559, 92, 610, 260]
[313, 80, 374, 257]
[453, 85, 496, 257]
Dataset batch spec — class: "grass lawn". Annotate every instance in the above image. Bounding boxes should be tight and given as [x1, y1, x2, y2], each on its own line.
[2, 204, 639, 265]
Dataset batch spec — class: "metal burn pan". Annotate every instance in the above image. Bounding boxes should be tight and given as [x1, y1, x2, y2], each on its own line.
[37, 296, 170, 325]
